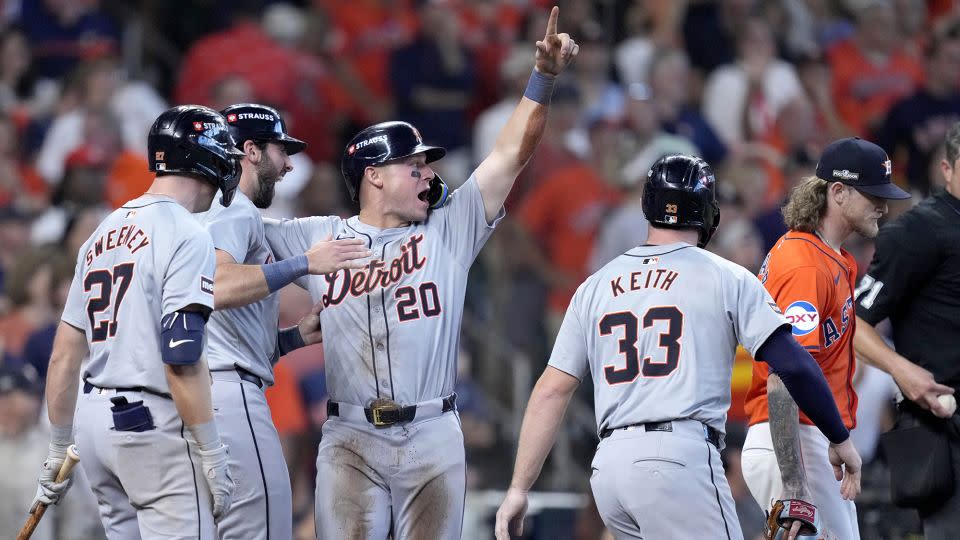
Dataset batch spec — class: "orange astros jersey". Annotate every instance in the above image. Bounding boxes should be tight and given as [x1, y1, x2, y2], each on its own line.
[744, 231, 859, 429]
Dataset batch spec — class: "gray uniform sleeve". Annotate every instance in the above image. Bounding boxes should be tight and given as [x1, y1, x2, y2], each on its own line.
[547, 289, 590, 380]
[431, 174, 505, 268]
[162, 228, 216, 316]
[206, 202, 256, 263]
[61, 257, 86, 330]
[728, 265, 789, 356]
[263, 216, 318, 262]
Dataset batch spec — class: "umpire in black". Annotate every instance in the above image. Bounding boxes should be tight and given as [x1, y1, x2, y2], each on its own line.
[854, 122, 960, 539]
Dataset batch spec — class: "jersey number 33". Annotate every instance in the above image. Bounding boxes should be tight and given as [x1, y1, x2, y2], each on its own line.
[600, 306, 682, 385]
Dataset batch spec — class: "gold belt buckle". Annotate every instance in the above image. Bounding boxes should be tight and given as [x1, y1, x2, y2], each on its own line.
[370, 399, 400, 427]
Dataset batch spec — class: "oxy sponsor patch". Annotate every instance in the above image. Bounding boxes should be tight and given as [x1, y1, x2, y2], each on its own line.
[784, 300, 818, 336]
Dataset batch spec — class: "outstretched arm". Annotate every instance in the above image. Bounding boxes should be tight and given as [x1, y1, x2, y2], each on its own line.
[474, 6, 578, 222]
[854, 316, 954, 417]
[495, 366, 579, 540]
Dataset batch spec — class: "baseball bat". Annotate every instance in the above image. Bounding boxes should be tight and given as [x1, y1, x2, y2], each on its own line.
[16, 444, 80, 540]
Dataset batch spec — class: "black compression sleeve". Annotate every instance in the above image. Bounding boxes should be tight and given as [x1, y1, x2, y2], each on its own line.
[755, 325, 850, 444]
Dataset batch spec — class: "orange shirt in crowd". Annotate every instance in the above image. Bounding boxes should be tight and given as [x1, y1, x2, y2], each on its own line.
[174, 22, 299, 109]
[266, 361, 309, 437]
[744, 231, 859, 429]
[315, 0, 417, 99]
[518, 162, 621, 313]
[105, 152, 153, 209]
[828, 39, 924, 137]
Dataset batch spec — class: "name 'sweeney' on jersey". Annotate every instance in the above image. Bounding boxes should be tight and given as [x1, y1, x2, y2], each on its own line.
[609, 268, 680, 297]
[85, 225, 150, 265]
[321, 234, 426, 306]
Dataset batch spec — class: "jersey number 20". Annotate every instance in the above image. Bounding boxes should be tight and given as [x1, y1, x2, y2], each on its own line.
[85, 263, 134, 342]
[599, 306, 682, 385]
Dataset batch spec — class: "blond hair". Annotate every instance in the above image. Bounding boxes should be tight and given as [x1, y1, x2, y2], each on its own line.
[782, 176, 829, 233]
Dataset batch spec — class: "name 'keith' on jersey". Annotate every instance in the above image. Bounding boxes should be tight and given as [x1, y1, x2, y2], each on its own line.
[547, 243, 787, 436]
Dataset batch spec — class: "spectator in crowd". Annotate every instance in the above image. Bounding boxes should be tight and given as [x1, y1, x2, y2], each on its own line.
[19, 248, 72, 380]
[879, 19, 960, 195]
[708, 215, 765, 274]
[389, 0, 476, 185]
[567, 27, 625, 156]
[0, 113, 47, 210]
[0, 27, 58, 128]
[682, 0, 756, 74]
[702, 16, 804, 147]
[0, 246, 67, 363]
[513, 116, 622, 338]
[0, 204, 30, 304]
[0, 364, 105, 540]
[795, 51, 853, 143]
[648, 47, 728, 166]
[18, 0, 118, 80]
[175, 1, 299, 111]
[827, 0, 924, 137]
[473, 47, 530, 167]
[35, 57, 166, 185]
[894, 0, 929, 59]
[613, 1, 657, 88]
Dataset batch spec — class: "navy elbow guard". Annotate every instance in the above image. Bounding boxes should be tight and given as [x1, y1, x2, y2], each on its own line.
[161, 311, 207, 365]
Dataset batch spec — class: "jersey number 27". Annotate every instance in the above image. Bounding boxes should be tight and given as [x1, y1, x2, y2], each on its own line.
[600, 306, 682, 385]
[85, 263, 134, 342]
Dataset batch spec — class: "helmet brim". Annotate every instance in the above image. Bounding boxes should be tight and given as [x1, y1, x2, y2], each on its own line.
[276, 134, 307, 156]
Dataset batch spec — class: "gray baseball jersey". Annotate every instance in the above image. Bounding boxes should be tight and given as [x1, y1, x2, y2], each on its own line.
[549, 243, 787, 435]
[555, 242, 786, 540]
[61, 193, 219, 538]
[197, 190, 292, 540]
[266, 174, 501, 539]
[197, 191, 280, 384]
[62, 194, 216, 393]
[264, 174, 503, 405]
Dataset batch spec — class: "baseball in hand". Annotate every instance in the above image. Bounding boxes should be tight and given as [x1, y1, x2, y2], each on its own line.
[937, 394, 957, 416]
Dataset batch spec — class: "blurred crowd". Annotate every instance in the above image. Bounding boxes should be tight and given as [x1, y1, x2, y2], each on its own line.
[0, 0, 956, 538]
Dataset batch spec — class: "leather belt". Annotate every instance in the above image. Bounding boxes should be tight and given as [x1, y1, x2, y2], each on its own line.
[234, 366, 263, 388]
[599, 420, 722, 449]
[328, 394, 457, 427]
[83, 380, 171, 400]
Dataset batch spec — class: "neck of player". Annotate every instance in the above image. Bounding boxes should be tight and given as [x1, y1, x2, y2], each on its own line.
[358, 206, 410, 230]
[146, 175, 217, 213]
[646, 226, 699, 247]
[814, 218, 847, 253]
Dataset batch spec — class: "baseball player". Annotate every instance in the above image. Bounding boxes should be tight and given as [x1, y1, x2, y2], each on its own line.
[198, 103, 370, 540]
[742, 137, 911, 539]
[30, 105, 244, 538]
[495, 154, 862, 540]
[262, 7, 577, 538]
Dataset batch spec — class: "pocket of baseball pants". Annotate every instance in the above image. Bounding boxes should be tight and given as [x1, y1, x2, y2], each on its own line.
[112, 430, 162, 507]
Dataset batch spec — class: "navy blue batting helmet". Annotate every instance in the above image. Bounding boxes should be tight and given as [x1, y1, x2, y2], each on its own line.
[148, 105, 244, 206]
[641, 154, 721, 248]
[340, 121, 446, 203]
[222, 103, 307, 155]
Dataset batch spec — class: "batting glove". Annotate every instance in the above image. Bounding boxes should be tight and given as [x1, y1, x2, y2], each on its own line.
[199, 443, 234, 518]
[29, 443, 73, 512]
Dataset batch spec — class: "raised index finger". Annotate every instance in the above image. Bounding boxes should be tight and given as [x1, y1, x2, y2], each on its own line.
[544, 6, 559, 37]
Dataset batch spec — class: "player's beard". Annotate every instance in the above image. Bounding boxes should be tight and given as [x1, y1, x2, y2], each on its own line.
[852, 215, 880, 238]
[252, 157, 282, 208]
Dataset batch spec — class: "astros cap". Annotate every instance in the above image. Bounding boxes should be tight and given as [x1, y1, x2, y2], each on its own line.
[815, 137, 910, 200]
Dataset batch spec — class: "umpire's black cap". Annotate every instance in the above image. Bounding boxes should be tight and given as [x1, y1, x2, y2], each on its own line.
[815, 137, 911, 200]
[222, 103, 307, 155]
